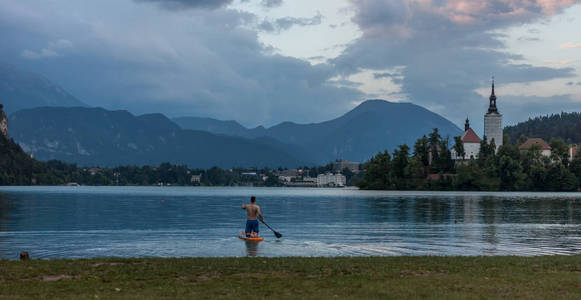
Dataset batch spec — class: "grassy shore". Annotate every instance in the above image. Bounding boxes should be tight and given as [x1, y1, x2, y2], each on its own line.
[1, 256, 580, 299]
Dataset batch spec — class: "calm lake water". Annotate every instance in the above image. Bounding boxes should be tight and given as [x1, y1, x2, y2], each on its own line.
[0, 186, 580, 259]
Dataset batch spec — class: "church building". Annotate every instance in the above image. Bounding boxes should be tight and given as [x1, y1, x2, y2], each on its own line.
[451, 79, 502, 160]
[451, 118, 481, 160]
[484, 79, 503, 152]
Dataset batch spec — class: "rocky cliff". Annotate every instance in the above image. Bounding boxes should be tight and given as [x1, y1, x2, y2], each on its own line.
[0, 104, 7, 139]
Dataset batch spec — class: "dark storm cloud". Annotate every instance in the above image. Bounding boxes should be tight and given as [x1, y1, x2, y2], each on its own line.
[0, 1, 362, 127]
[332, 0, 580, 133]
[259, 12, 323, 33]
[261, 0, 283, 8]
[134, 0, 233, 10]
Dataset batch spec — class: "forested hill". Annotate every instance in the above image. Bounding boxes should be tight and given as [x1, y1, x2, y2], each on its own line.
[504, 112, 581, 144]
[0, 129, 40, 184]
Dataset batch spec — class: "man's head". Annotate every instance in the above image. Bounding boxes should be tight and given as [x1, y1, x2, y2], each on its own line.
[250, 196, 256, 203]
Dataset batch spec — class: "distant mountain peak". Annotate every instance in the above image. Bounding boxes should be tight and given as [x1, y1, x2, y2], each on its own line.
[353, 99, 412, 110]
[0, 64, 87, 114]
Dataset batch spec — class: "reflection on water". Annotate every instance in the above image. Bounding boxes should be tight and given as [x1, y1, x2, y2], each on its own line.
[0, 186, 580, 259]
[245, 241, 259, 257]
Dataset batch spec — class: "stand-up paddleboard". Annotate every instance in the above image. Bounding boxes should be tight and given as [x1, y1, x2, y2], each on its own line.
[238, 234, 264, 242]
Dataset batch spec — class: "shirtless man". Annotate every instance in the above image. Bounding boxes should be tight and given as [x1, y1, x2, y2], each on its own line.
[241, 196, 263, 238]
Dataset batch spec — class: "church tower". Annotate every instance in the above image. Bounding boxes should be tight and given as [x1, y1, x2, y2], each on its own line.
[484, 78, 502, 152]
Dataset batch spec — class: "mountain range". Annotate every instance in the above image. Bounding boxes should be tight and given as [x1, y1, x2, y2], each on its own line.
[9, 107, 307, 168]
[174, 100, 462, 163]
[3, 65, 463, 168]
[0, 64, 86, 114]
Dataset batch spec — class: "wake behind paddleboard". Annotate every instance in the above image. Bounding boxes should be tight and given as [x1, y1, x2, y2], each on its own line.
[238, 234, 264, 242]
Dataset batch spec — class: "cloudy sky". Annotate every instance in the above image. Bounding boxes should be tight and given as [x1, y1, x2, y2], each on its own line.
[1, 0, 581, 135]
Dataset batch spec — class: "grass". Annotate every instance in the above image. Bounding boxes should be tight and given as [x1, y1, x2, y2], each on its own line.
[1, 256, 580, 299]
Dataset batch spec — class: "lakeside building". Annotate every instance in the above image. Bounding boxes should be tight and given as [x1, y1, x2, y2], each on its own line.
[519, 138, 552, 157]
[88, 168, 101, 176]
[317, 173, 346, 187]
[569, 146, 577, 161]
[332, 160, 360, 172]
[191, 175, 202, 183]
[285, 177, 317, 187]
[278, 175, 294, 183]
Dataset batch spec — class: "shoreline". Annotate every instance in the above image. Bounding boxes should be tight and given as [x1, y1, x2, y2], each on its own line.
[2, 184, 581, 193]
[2, 256, 580, 299]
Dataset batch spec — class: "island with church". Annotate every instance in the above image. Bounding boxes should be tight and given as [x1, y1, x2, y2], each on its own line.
[356, 79, 581, 191]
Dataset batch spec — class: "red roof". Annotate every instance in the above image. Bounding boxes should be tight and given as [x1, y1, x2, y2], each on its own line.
[519, 138, 551, 150]
[461, 128, 481, 143]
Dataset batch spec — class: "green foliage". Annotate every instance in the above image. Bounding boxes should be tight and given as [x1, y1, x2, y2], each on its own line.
[504, 112, 581, 144]
[389, 145, 411, 189]
[413, 135, 430, 167]
[453, 136, 465, 160]
[434, 139, 454, 173]
[357, 127, 581, 191]
[0, 134, 287, 187]
[2, 256, 580, 299]
[358, 151, 392, 189]
[549, 138, 569, 164]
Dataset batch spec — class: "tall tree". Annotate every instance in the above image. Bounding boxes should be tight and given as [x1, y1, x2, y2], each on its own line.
[453, 136, 465, 160]
[549, 138, 569, 165]
[358, 151, 392, 189]
[428, 128, 441, 169]
[413, 135, 430, 167]
[391, 145, 410, 179]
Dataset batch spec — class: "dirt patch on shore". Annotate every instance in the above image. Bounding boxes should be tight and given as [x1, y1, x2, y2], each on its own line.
[41, 275, 78, 282]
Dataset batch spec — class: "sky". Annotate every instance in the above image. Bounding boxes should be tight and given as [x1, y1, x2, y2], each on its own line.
[1, 0, 581, 136]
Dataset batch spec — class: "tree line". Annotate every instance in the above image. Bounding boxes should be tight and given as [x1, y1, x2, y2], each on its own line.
[2, 134, 353, 186]
[356, 128, 581, 191]
[504, 112, 581, 144]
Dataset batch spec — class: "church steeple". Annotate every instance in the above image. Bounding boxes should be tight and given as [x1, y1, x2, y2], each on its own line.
[465, 118, 470, 131]
[487, 77, 498, 114]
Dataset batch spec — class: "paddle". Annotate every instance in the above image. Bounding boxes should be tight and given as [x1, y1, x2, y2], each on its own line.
[261, 219, 282, 238]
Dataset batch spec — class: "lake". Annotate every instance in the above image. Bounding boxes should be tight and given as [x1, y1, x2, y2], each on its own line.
[0, 186, 580, 259]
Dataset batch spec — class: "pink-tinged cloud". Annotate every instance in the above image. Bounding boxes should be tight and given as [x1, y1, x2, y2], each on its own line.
[350, 0, 581, 35]
[435, 0, 580, 24]
[559, 42, 581, 49]
[438, 0, 581, 24]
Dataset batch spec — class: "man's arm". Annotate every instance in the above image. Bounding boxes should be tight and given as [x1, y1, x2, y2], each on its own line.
[257, 206, 264, 222]
[242, 204, 246, 210]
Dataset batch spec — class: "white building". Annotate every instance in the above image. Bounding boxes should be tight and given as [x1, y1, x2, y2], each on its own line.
[484, 79, 503, 152]
[316, 173, 346, 187]
[191, 175, 202, 183]
[569, 146, 577, 161]
[519, 138, 552, 157]
[332, 160, 360, 172]
[451, 79, 503, 160]
[451, 118, 481, 160]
